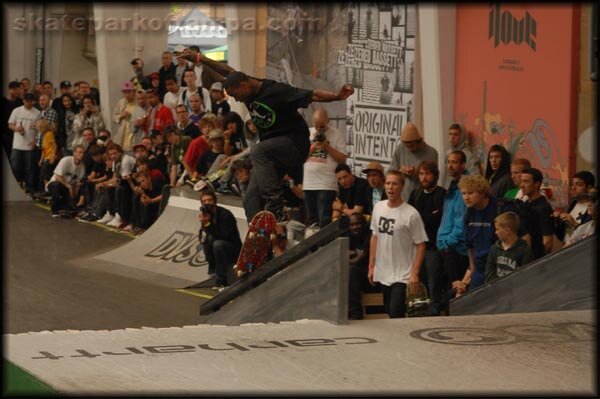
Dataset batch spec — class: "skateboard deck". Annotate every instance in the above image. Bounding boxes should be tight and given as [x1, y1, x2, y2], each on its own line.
[234, 211, 277, 278]
[406, 282, 431, 317]
[206, 168, 227, 183]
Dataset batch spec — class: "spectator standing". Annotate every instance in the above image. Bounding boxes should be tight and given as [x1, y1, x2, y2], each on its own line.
[520, 167, 555, 256]
[209, 82, 231, 116]
[503, 158, 531, 200]
[198, 190, 242, 288]
[368, 171, 428, 318]
[8, 92, 40, 193]
[56, 93, 79, 155]
[362, 161, 388, 215]
[484, 144, 514, 199]
[303, 108, 347, 227]
[165, 126, 192, 187]
[187, 93, 206, 125]
[37, 119, 58, 193]
[187, 45, 228, 90]
[347, 212, 376, 320]
[408, 161, 446, 315]
[20, 78, 31, 94]
[175, 104, 201, 139]
[145, 88, 174, 135]
[554, 171, 596, 243]
[332, 164, 370, 220]
[131, 89, 149, 140]
[112, 81, 137, 151]
[444, 123, 481, 188]
[436, 151, 469, 309]
[485, 212, 533, 283]
[389, 122, 439, 201]
[72, 94, 105, 146]
[173, 45, 193, 86]
[457, 175, 497, 293]
[158, 51, 177, 100]
[163, 75, 183, 119]
[34, 94, 59, 150]
[178, 69, 211, 115]
[1, 81, 23, 157]
[130, 58, 151, 90]
[51, 81, 72, 112]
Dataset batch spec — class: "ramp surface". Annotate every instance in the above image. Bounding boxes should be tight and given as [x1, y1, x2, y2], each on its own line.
[3, 154, 29, 202]
[4, 310, 596, 395]
[451, 236, 596, 316]
[205, 238, 349, 325]
[84, 191, 247, 288]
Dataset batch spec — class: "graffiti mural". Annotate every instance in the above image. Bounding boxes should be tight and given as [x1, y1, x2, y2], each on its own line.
[455, 4, 580, 208]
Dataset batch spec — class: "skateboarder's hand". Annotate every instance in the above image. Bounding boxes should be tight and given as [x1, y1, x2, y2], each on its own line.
[338, 84, 354, 100]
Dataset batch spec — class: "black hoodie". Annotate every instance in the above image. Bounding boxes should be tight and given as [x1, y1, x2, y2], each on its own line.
[484, 237, 533, 283]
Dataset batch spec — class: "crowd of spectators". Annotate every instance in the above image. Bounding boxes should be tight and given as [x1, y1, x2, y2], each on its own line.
[2, 45, 596, 315]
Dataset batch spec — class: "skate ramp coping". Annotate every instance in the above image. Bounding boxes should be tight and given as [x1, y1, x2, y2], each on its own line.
[82, 191, 247, 288]
[4, 310, 595, 395]
[451, 235, 596, 316]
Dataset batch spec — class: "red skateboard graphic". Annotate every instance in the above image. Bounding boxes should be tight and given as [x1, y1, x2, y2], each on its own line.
[234, 211, 277, 278]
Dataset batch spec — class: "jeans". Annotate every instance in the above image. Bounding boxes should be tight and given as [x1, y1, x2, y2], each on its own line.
[203, 239, 240, 286]
[381, 282, 408, 318]
[243, 135, 309, 222]
[114, 181, 132, 222]
[10, 149, 36, 192]
[420, 248, 443, 315]
[303, 190, 337, 227]
[47, 181, 72, 213]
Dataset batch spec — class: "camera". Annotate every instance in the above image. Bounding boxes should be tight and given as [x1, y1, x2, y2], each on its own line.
[200, 205, 213, 217]
[313, 132, 326, 143]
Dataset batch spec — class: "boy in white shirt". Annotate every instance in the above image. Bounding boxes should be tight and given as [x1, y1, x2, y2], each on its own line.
[368, 170, 428, 318]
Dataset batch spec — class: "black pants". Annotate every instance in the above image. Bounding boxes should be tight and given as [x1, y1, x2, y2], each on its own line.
[381, 282, 408, 318]
[348, 262, 380, 318]
[203, 238, 240, 286]
[243, 135, 309, 222]
[113, 181, 132, 222]
[440, 249, 469, 311]
[47, 181, 72, 213]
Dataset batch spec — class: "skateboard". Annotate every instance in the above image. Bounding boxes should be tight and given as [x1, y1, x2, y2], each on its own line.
[406, 282, 431, 317]
[233, 211, 277, 278]
[206, 168, 227, 183]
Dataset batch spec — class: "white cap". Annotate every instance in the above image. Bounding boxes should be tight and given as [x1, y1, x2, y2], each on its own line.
[210, 82, 223, 91]
[172, 44, 186, 54]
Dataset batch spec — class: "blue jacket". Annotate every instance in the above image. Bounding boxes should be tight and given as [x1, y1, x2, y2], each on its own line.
[436, 178, 468, 255]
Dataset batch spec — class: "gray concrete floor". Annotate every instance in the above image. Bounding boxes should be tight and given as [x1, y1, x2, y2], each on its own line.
[4, 202, 206, 334]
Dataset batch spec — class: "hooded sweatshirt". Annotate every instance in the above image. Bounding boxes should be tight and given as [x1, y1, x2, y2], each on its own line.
[444, 128, 481, 188]
[436, 178, 468, 255]
[484, 237, 533, 283]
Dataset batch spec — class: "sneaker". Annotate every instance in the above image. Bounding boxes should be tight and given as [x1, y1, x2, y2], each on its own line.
[273, 209, 289, 225]
[51, 213, 60, 218]
[207, 270, 215, 276]
[121, 224, 134, 232]
[97, 212, 114, 224]
[77, 213, 97, 222]
[107, 213, 122, 227]
[216, 185, 232, 195]
[229, 183, 242, 197]
[211, 284, 225, 291]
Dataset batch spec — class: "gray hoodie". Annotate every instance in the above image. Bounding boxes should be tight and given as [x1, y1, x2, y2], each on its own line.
[444, 126, 481, 187]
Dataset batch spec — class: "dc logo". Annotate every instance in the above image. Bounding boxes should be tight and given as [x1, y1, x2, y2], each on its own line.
[378, 217, 395, 235]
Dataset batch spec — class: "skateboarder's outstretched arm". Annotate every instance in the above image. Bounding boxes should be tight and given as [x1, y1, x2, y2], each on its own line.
[311, 85, 354, 103]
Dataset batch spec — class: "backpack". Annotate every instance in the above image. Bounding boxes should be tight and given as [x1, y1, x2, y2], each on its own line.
[496, 197, 545, 260]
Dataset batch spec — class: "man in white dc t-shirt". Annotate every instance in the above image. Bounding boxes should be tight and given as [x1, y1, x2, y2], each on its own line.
[302, 108, 347, 227]
[8, 92, 40, 193]
[368, 170, 428, 318]
[46, 145, 86, 216]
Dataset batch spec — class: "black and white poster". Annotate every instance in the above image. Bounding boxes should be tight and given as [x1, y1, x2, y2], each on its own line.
[267, 3, 416, 173]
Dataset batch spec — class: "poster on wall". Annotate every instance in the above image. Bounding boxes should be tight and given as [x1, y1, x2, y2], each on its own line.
[266, 3, 416, 173]
[454, 3, 580, 207]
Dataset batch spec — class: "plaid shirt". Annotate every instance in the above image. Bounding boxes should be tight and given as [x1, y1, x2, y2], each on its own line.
[35, 107, 59, 148]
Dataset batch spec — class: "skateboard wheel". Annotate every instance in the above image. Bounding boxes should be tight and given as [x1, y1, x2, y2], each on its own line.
[233, 264, 238, 270]
[270, 233, 277, 241]
[236, 270, 245, 278]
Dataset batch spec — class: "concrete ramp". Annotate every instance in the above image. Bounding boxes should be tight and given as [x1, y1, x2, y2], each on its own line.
[4, 310, 595, 395]
[451, 236, 596, 316]
[82, 191, 248, 288]
[2, 154, 29, 202]
[204, 238, 349, 326]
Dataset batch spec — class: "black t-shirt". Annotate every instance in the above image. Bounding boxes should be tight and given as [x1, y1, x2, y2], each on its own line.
[181, 122, 201, 139]
[89, 160, 107, 178]
[338, 177, 370, 211]
[211, 100, 231, 116]
[408, 186, 446, 250]
[196, 151, 222, 175]
[245, 79, 313, 151]
[530, 195, 555, 237]
[143, 176, 166, 198]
